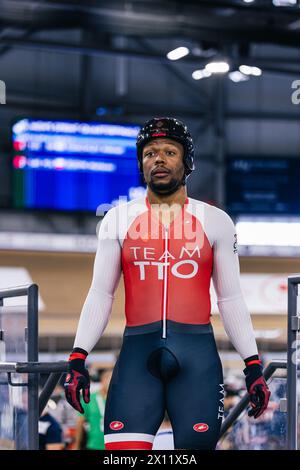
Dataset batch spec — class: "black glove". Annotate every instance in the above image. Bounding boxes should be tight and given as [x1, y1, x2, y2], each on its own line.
[243, 355, 271, 419]
[64, 347, 90, 414]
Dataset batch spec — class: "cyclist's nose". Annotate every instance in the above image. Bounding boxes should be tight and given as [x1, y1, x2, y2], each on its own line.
[154, 151, 166, 163]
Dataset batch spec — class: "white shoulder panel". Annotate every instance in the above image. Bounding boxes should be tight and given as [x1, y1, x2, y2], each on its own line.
[186, 198, 219, 247]
[114, 197, 148, 247]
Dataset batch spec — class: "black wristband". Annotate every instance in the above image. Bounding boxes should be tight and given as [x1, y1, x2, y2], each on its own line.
[244, 354, 260, 366]
[243, 363, 263, 392]
[72, 347, 89, 356]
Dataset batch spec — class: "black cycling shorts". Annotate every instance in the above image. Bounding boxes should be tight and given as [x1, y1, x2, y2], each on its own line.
[104, 320, 224, 450]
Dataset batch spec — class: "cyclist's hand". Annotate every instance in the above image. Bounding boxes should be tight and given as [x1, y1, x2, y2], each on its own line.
[243, 358, 271, 419]
[64, 348, 90, 414]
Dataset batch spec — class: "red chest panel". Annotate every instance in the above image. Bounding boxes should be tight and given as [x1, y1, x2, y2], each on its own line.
[121, 207, 213, 326]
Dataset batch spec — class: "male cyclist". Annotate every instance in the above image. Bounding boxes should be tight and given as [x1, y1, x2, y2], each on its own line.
[65, 117, 270, 450]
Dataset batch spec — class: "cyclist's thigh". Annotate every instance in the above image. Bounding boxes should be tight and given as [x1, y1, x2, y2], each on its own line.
[104, 332, 165, 450]
[166, 333, 224, 450]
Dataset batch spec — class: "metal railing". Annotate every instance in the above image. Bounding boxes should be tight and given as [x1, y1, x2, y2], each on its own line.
[219, 361, 287, 439]
[219, 274, 300, 450]
[0, 284, 69, 450]
[287, 275, 300, 450]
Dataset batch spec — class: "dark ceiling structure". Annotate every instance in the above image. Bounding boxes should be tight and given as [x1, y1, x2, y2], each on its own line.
[0, 0, 300, 75]
[0, 1, 299, 232]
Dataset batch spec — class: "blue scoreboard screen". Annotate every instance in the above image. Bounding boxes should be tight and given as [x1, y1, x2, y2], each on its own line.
[12, 119, 145, 212]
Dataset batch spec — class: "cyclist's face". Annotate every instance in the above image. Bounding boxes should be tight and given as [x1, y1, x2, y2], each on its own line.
[142, 138, 185, 191]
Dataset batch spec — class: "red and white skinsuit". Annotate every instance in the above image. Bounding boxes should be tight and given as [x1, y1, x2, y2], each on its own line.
[74, 196, 258, 359]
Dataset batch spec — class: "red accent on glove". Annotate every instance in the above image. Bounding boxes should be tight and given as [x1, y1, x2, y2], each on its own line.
[248, 376, 271, 419]
[246, 359, 262, 366]
[69, 352, 88, 361]
[64, 352, 90, 414]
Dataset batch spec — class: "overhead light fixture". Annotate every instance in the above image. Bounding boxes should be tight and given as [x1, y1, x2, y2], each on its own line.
[167, 46, 190, 61]
[192, 69, 212, 80]
[239, 65, 252, 75]
[228, 71, 249, 83]
[243, 0, 256, 3]
[273, 0, 296, 6]
[251, 66, 262, 76]
[205, 61, 230, 74]
[239, 64, 262, 76]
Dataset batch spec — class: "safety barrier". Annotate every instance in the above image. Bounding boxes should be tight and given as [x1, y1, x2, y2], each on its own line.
[220, 274, 300, 450]
[0, 284, 68, 450]
[219, 361, 287, 445]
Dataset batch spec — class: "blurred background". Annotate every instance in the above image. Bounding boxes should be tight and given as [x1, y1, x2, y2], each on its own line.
[0, 0, 300, 450]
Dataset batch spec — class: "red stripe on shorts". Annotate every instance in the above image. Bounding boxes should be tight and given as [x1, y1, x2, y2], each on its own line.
[105, 441, 152, 450]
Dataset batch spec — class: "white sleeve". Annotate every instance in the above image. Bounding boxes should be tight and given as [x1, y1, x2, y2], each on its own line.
[73, 208, 122, 353]
[212, 208, 258, 360]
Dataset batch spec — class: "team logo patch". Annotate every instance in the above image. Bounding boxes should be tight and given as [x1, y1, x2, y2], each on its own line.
[110, 421, 124, 431]
[193, 423, 209, 433]
[233, 233, 238, 254]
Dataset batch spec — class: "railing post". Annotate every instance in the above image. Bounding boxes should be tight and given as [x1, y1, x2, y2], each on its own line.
[287, 275, 300, 450]
[27, 284, 39, 450]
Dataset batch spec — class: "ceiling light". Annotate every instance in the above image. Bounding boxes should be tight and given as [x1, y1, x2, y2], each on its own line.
[239, 65, 252, 75]
[273, 0, 297, 6]
[167, 46, 190, 61]
[192, 69, 212, 80]
[239, 65, 262, 76]
[228, 71, 249, 82]
[205, 61, 230, 74]
[251, 66, 262, 76]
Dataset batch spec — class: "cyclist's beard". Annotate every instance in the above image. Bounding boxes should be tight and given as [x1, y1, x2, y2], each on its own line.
[148, 174, 186, 196]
